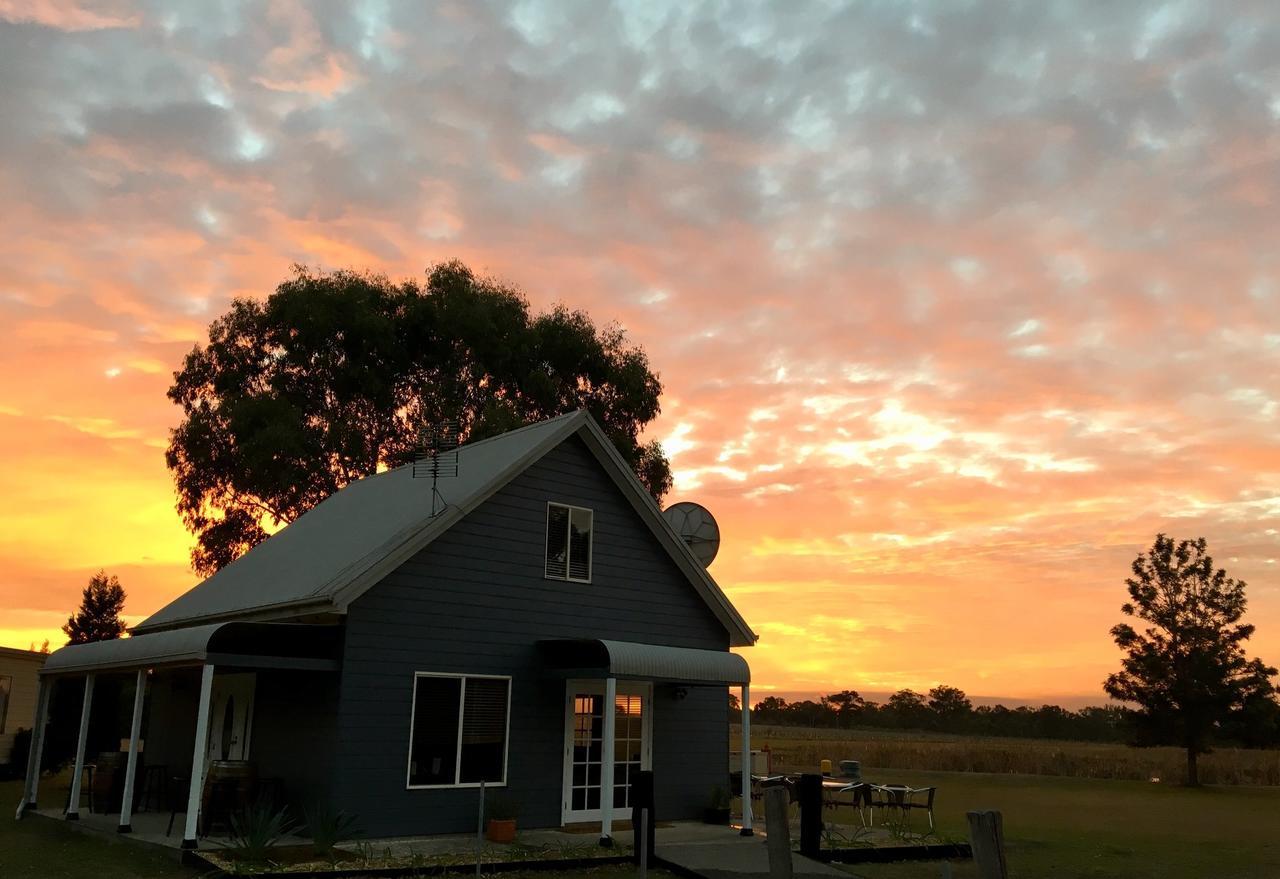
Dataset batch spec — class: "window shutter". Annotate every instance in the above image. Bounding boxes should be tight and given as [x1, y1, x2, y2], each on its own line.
[568, 508, 593, 581]
[459, 677, 509, 783]
[545, 505, 569, 578]
[462, 678, 508, 744]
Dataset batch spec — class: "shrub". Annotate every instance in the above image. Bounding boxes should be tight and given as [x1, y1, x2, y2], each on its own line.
[485, 791, 518, 821]
[303, 801, 360, 858]
[223, 797, 295, 863]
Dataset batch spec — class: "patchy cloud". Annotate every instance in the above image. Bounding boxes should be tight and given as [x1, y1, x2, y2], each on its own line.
[1, 0, 1278, 699]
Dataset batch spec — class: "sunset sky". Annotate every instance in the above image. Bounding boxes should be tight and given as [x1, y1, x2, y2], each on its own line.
[2, 1, 1279, 706]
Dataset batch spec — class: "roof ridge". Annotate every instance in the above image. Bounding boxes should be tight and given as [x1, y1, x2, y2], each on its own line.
[379, 409, 584, 476]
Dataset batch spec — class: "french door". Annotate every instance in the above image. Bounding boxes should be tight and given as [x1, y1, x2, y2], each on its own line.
[562, 680, 652, 824]
[206, 672, 256, 763]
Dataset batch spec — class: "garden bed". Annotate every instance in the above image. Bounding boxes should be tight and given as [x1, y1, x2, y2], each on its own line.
[195, 839, 632, 877]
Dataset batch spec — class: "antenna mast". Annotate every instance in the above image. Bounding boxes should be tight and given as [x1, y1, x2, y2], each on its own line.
[412, 420, 460, 516]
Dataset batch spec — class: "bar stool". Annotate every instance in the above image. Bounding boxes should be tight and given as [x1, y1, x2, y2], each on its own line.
[64, 764, 96, 815]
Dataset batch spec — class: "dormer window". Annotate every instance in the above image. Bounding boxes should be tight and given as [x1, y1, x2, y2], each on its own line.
[545, 503, 592, 582]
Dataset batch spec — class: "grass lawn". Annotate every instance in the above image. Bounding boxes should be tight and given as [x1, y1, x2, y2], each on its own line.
[821, 767, 1280, 879]
[0, 780, 197, 879]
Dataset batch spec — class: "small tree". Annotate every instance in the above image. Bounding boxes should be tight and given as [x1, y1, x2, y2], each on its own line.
[823, 690, 868, 728]
[63, 571, 127, 645]
[1104, 535, 1277, 785]
[887, 689, 930, 728]
[927, 685, 973, 730]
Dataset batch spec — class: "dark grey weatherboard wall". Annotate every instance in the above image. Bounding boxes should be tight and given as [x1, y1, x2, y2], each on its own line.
[332, 435, 732, 837]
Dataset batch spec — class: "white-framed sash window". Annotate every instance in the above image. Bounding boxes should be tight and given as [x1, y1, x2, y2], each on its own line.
[545, 502, 593, 582]
[406, 672, 511, 789]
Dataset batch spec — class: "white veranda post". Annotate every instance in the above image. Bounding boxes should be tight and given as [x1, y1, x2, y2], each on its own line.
[740, 683, 753, 835]
[118, 669, 147, 832]
[183, 664, 216, 848]
[599, 676, 617, 846]
[67, 673, 96, 820]
[15, 677, 50, 818]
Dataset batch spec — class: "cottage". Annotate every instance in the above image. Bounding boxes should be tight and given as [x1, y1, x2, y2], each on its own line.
[15, 411, 758, 848]
[1, 645, 46, 768]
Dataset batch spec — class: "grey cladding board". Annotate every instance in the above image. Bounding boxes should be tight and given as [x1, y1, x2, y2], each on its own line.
[333, 436, 732, 836]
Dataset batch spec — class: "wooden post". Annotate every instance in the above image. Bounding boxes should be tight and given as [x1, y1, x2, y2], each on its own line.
[66, 673, 95, 820]
[118, 669, 147, 832]
[599, 676, 617, 847]
[763, 786, 793, 879]
[16, 676, 50, 818]
[182, 664, 215, 849]
[797, 774, 822, 858]
[966, 810, 1009, 879]
[740, 683, 753, 835]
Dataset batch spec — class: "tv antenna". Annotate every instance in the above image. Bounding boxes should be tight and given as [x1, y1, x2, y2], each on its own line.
[412, 420, 460, 516]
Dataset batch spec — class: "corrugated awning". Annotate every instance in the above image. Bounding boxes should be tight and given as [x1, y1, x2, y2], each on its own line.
[41, 622, 342, 676]
[540, 638, 749, 685]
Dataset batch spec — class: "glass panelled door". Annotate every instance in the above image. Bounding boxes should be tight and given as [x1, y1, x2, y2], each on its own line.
[562, 681, 651, 824]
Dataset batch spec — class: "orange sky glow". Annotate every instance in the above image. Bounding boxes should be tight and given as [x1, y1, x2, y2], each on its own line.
[2, 2, 1279, 706]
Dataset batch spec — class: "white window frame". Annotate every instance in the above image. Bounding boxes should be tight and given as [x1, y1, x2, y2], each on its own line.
[405, 672, 512, 790]
[545, 502, 593, 583]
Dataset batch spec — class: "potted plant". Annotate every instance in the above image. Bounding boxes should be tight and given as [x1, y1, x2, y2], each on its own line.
[703, 786, 731, 825]
[485, 792, 518, 843]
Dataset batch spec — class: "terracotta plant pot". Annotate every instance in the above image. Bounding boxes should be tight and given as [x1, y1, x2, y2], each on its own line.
[486, 818, 517, 843]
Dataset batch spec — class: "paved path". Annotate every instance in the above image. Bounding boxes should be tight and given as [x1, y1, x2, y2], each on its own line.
[658, 833, 847, 879]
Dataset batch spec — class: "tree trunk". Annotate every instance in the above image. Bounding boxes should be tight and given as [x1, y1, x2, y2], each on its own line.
[1185, 748, 1199, 787]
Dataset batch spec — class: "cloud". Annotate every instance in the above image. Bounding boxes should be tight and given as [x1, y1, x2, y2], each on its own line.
[1, 0, 1279, 697]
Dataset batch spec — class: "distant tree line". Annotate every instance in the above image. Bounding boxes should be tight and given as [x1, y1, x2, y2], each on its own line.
[746, 683, 1280, 748]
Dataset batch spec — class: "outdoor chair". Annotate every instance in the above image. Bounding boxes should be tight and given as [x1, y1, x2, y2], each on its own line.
[868, 783, 908, 827]
[831, 782, 870, 828]
[754, 774, 796, 803]
[902, 786, 936, 831]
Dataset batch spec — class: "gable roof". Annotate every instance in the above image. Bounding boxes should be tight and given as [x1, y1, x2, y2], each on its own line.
[136, 411, 757, 646]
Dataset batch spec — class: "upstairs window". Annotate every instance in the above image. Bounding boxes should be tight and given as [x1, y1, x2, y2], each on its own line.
[546, 503, 593, 582]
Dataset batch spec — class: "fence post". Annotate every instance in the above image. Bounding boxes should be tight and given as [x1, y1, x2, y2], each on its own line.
[638, 808, 649, 879]
[966, 810, 1008, 879]
[476, 780, 486, 879]
[631, 770, 656, 864]
[763, 786, 793, 879]
[797, 774, 822, 858]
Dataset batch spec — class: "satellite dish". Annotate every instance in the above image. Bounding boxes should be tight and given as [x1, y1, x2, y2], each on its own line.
[663, 501, 720, 567]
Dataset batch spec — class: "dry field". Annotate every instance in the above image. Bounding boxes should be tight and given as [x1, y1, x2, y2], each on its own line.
[736, 723, 1280, 786]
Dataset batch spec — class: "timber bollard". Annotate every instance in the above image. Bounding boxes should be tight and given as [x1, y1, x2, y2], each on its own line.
[966, 810, 1009, 879]
[631, 770, 656, 865]
[763, 786, 793, 879]
[797, 773, 822, 858]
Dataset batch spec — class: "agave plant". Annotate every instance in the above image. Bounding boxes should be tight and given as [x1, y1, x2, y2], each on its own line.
[223, 797, 295, 864]
[303, 800, 361, 859]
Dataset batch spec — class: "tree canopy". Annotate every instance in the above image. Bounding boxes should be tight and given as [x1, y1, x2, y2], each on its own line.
[1104, 534, 1277, 785]
[63, 570, 127, 645]
[167, 261, 672, 576]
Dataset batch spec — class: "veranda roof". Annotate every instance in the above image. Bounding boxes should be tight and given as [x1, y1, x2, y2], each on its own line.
[540, 638, 750, 685]
[40, 622, 342, 676]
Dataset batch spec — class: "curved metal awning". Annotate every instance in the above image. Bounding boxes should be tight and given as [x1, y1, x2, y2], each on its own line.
[540, 638, 749, 685]
[41, 622, 343, 676]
